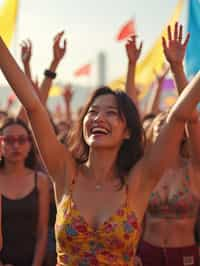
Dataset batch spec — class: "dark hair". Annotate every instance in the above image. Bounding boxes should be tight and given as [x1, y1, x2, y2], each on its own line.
[0, 118, 37, 169]
[142, 113, 156, 123]
[68, 86, 145, 187]
[146, 111, 189, 158]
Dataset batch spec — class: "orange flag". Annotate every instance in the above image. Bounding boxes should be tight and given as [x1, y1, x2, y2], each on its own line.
[116, 18, 135, 41]
[74, 63, 91, 77]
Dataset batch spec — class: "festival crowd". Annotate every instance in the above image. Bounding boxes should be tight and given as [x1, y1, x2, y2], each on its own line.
[0, 21, 199, 266]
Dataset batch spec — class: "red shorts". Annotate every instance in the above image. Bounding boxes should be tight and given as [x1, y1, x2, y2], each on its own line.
[136, 240, 199, 266]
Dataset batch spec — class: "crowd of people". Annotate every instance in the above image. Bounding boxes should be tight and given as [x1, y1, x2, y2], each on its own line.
[0, 21, 199, 266]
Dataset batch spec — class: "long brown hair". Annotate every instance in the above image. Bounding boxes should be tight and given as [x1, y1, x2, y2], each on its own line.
[68, 86, 145, 187]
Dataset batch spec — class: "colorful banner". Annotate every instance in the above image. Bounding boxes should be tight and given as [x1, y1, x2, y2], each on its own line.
[116, 18, 135, 41]
[0, 0, 19, 45]
[185, 0, 200, 78]
[49, 85, 63, 97]
[109, 0, 183, 101]
[74, 63, 91, 77]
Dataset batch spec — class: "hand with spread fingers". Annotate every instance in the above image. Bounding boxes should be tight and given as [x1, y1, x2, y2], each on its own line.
[162, 22, 190, 67]
[53, 31, 67, 64]
[125, 35, 143, 65]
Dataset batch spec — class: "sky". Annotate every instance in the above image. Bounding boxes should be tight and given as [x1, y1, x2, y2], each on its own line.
[0, 0, 188, 110]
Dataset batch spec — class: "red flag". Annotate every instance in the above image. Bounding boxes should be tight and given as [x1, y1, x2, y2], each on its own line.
[116, 19, 135, 41]
[7, 93, 16, 106]
[74, 63, 91, 77]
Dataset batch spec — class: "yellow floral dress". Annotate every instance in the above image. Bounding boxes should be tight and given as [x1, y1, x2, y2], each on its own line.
[55, 181, 140, 266]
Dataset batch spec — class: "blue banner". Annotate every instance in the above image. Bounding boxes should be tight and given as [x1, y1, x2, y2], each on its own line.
[186, 0, 200, 78]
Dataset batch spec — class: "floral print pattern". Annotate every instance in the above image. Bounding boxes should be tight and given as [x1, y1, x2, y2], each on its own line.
[55, 191, 140, 265]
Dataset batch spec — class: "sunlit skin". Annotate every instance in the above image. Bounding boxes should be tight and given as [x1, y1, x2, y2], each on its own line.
[83, 94, 130, 151]
[1, 124, 31, 166]
[0, 123, 50, 265]
[142, 120, 200, 247]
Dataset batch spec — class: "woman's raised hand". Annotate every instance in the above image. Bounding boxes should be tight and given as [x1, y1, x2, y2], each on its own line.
[20, 39, 32, 65]
[125, 35, 142, 65]
[53, 31, 67, 63]
[63, 83, 73, 104]
[162, 22, 190, 66]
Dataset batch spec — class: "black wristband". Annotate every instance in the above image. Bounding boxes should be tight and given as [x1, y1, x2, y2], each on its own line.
[44, 69, 56, 79]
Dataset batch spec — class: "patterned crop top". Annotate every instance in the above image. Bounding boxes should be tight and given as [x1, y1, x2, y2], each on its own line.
[147, 167, 200, 219]
[55, 177, 141, 266]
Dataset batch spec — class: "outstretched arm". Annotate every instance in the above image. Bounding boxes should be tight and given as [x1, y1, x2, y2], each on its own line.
[62, 83, 73, 126]
[32, 174, 50, 266]
[162, 22, 190, 93]
[130, 71, 200, 220]
[0, 36, 76, 197]
[146, 66, 169, 114]
[162, 22, 200, 166]
[125, 35, 142, 112]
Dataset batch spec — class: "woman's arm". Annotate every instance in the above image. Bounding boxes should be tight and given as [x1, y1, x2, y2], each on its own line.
[62, 84, 73, 126]
[146, 66, 169, 114]
[130, 71, 200, 220]
[162, 22, 190, 93]
[0, 36, 76, 191]
[125, 35, 142, 112]
[163, 22, 200, 166]
[32, 173, 50, 266]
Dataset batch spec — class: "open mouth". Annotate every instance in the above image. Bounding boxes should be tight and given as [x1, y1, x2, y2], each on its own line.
[90, 126, 110, 136]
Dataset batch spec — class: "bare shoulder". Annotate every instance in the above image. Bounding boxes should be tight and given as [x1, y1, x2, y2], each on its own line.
[128, 158, 148, 192]
[36, 171, 51, 191]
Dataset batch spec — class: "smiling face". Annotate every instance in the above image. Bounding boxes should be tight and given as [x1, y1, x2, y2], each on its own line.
[1, 124, 32, 164]
[83, 94, 130, 150]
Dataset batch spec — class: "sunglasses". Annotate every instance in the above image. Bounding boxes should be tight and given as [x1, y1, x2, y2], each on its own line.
[0, 135, 31, 145]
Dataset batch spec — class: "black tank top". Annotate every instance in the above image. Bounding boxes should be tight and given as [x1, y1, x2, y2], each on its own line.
[0, 172, 38, 266]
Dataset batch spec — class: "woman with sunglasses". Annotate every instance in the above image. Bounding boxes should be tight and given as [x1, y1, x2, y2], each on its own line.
[0, 118, 50, 266]
[0, 34, 200, 266]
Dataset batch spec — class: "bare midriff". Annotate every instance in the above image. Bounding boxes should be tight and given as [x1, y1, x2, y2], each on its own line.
[143, 215, 196, 247]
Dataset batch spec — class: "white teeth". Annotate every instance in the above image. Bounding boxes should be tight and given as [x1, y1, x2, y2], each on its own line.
[91, 127, 109, 134]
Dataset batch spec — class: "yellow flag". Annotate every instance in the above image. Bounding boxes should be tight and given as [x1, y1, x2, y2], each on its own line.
[49, 85, 63, 97]
[110, 0, 184, 100]
[0, 0, 19, 45]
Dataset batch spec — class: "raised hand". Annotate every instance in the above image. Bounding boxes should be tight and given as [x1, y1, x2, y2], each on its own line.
[162, 22, 190, 66]
[53, 31, 67, 63]
[20, 39, 32, 65]
[63, 83, 73, 103]
[125, 35, 143, 65]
